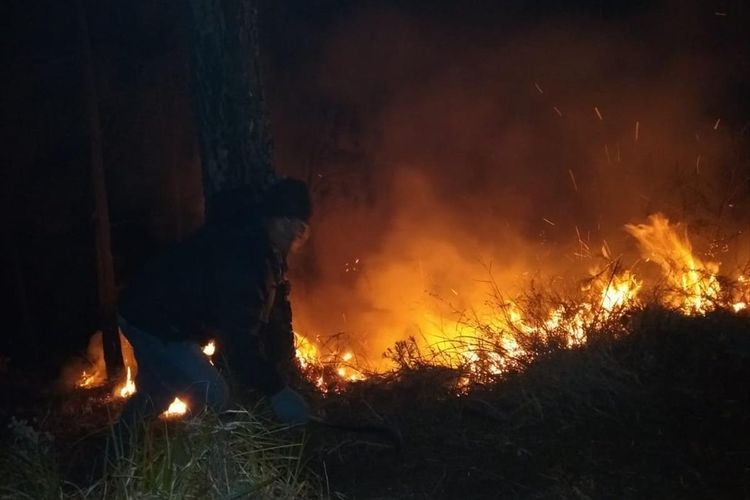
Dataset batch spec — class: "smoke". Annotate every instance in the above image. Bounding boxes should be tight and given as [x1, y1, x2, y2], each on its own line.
[271, 2, 750, 362]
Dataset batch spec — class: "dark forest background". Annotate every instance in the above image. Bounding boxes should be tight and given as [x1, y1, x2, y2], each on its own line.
[1, 0, 748, 379]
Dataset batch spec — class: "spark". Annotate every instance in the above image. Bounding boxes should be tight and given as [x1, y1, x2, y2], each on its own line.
[594, 106, 604, 121]
[568, 169, 578, 191]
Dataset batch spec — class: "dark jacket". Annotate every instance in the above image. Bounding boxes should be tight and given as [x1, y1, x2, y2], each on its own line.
[118, 218, 292, 395]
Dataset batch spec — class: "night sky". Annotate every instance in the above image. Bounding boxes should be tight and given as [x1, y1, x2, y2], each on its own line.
[1, 0, 748, 376]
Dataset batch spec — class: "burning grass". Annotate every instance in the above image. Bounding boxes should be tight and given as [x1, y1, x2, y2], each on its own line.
[64, 213, 749, 406]
[291, 213, 749, 393]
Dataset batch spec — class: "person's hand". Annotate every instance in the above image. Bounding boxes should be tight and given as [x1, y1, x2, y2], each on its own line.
[269, 386, 310, 425]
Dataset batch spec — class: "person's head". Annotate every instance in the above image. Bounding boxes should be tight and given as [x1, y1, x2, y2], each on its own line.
[259, 178, 311, 254]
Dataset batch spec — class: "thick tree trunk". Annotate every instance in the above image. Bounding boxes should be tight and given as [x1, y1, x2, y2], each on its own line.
[185, 0, 276, 220]
[76, 0, 123, 379]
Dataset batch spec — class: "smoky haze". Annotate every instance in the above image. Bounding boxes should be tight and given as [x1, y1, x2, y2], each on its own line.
[269, 2, 750, 363]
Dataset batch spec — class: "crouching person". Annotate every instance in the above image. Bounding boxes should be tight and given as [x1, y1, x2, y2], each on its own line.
[115, 178, 312, 437]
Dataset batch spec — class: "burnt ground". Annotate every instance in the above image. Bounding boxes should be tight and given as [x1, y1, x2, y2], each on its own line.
[2, 308, 750, 499]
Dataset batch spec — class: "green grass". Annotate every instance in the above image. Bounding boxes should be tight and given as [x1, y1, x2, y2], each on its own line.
[1, 408, 321, 500]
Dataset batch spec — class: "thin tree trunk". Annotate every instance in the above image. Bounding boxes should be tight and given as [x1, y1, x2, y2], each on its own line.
[185, 0, 276, 219]
[76, 0, 123, 379]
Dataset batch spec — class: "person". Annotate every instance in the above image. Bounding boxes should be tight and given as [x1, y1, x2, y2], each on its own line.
[115, 178, 312, 432]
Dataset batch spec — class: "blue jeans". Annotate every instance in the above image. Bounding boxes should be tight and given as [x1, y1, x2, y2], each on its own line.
[117, 316, 229, 428]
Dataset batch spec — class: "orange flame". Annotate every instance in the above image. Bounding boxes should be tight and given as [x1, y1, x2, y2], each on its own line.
[117, 366, 136, 398]
[625, 214, 720, 314]
[75, 336, 221, 419]
[162, 397, 188, 418]
[293, 213, 748, 394]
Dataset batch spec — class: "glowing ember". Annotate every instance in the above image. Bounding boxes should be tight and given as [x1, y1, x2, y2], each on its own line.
[78, 370, 98, 388]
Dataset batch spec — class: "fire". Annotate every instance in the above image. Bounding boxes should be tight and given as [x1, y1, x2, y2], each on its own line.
[294, 332, 319, 370]
[294, 212, 748, 395]
[75, 336, 219, 418]
[202, 340, 216, 357]
[162, 397, 188, 418]
[625, 214, 721, 314]
[78, 370, 98, 388]
[73, 213, 748, 402]
[600, 270, 641, 315]
[293, 333, 367, 390]
[75, 331, 137, 391]
[117, 366, 136, 398]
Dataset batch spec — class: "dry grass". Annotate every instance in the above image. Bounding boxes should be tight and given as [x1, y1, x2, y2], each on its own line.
[1, 407, 321, 500]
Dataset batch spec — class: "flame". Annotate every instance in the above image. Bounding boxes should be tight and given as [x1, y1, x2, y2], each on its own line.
[293, 332, 367, 391]
[625, 214, 720, 314]
[202, 340, 216, 357]
[74, 336, 224, 421]
[162, 397, 187, 418]
[293, 212, 749, 394]
[600, 270, 641, 315]
[75, 331, 137, 390]
[117, 366, 136, 398]
[71, 213, 748, 402]
[294, 332, 319, 370]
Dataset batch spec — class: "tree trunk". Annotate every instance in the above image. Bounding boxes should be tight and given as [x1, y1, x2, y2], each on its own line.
[185, 0, 276, 220]
[76, 0, 123, 379]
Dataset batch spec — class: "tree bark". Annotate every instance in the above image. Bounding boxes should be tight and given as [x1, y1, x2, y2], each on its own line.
[76, 0, 123, 379]
[185, 0, 276, 220]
